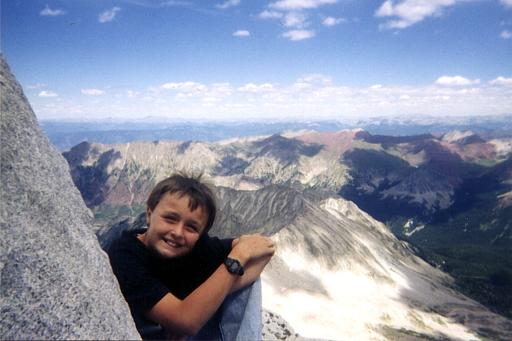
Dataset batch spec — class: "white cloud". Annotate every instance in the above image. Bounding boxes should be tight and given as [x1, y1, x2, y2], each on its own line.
[500, 30, 512, 39]
[501, 0, 512, 8]
[270, 0, 338, 11]
[282, 29, 316, 41]
[81, 89, 105, 96]
[259, 10, 284, 19]
[295, 74, 333, 88]
[40, 5, 65, 16]
[238, 83, 276, 93]
[126, 90, 141, 98]
[375, 0, 457, 29]
[160, 81, 207, 93]
[27, 83, 47, 90]
[283, 12, 309, 28]
[38, 90, 58, 97]
[322, 16, 345, 27]
[216, 0, 240, 9]
[489, 76, 512, 87]
[262, 0, 337, 41]
[233, 30, 250, 37]
[33, 76, 512, 121]
[99, 7, 121, 23]
[435, 75, 480, 86]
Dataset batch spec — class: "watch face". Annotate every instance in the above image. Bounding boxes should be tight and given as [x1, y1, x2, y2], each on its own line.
[225, 258, 243, 275]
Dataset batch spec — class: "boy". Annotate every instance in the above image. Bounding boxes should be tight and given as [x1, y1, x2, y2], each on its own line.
[108, 174, 275, 340]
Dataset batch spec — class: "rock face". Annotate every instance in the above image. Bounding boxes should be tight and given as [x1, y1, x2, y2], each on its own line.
[0, 56, 140, 339]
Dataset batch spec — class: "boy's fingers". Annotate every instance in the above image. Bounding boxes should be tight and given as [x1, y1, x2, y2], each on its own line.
[232, 238, 240, 247]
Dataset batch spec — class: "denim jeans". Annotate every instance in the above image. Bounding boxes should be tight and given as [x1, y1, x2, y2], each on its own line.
[191, 278, 262, 341]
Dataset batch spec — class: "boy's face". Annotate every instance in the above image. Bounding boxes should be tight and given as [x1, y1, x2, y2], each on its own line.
[140, 192, 208, 259]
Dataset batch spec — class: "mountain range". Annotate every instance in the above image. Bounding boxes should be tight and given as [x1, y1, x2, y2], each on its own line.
[63, 124, 512, 337]
[43, 113, 512, 151]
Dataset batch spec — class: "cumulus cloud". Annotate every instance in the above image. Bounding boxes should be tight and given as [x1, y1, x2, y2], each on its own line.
[40, 5, 66, 16]
[375, 0, 457, 29]
[283, 12, 309, 28]
[489, 76, 512, 86]
[126, 90, 141, 98]
[435, 75, 480, 86]
[322, 16, 345, 26]
[216, 0, 240, 9]
[34, 76, 512, 120]
[238, 83, 276, 93]
[81, 89, 105, 96]
[294, 74, 333, 88]
[500, 30, 512, 39]
[27, 83, 47, 89]
[282, 29, 315, 41]
[99, 7, 121, 23]
[233, 30, 250, 37]
[270, 0, 338, 11]
[501, 0, 512, 8]
[259, 10, 284, 19]
[160, 81, 207, 93]
[38, 90, 58, 97]
[261, 0, 338, 40]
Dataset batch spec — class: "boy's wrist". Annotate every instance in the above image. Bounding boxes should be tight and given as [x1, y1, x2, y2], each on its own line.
[224, 257, 245, 276]
[227, 249, 249, 266]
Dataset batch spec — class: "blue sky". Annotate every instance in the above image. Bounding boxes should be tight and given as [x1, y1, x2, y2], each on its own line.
[2, 0, 512, 121]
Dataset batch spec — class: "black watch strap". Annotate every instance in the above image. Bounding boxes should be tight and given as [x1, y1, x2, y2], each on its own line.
[224, 257, 244, 276]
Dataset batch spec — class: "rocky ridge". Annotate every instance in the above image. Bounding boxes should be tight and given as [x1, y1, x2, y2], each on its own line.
[0, 56, 140, 339]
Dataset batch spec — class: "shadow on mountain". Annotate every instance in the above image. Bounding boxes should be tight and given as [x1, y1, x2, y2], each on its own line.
[393, 274, 512, 341]
[355, 130, 433, 146]
[253, 134, 324, 165]
[63, 142, 122, 206]
[212, 155, 250, 176]
[379, 326, 453, 341]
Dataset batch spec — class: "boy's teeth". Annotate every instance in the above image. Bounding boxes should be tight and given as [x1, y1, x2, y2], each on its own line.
[166, 239, 179, 247]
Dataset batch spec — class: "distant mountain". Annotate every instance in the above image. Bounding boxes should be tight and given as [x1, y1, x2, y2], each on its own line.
[63, 128, 512, 320]
[43, 114, 512, 151]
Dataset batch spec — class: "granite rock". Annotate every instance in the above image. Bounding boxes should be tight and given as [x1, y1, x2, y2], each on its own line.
[0, 55, 140, 340]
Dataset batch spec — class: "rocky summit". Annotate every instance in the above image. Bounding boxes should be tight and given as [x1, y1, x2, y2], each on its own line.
[0, 55, 140, 339]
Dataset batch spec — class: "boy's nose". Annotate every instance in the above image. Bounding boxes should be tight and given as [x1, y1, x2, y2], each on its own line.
[171, 223, 185, 239]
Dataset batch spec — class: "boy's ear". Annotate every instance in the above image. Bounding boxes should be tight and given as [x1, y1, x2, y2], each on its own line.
[146, 208, 152, 227]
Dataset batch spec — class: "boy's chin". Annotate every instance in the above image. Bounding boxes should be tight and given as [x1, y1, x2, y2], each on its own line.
[156, 244, 190, 259]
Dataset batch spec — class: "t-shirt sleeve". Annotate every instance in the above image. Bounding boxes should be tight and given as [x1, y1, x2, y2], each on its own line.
[108, 242, 169, 314]
[190, 235, 233, 283]
[199, 235, 233, 262]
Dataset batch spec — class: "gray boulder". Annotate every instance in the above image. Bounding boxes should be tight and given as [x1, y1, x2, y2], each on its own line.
[0, 55, 140, 339]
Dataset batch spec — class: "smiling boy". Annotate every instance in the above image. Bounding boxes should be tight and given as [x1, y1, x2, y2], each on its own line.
[108, 174, 275, 340]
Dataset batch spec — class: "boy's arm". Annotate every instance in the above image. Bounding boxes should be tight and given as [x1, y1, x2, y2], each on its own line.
[146, 258, 239, 336]
[229, 237, 273, 293]
[145, 234, 274, 336]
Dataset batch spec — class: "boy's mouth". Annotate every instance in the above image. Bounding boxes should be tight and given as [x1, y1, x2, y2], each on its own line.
[163, 237, 182, 248]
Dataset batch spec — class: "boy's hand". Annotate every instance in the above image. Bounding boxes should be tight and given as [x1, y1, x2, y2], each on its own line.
[230, 234, 275, 265]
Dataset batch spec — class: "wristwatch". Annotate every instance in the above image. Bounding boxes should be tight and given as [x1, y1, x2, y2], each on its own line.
[224, 257, 244, 276]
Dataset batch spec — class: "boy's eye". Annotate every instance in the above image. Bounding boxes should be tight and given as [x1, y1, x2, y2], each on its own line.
[186, 224, 199, 232]
[164, 215, 178, 222]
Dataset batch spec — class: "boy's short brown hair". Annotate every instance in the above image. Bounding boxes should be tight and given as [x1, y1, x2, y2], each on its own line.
[147, 173, 216, 233]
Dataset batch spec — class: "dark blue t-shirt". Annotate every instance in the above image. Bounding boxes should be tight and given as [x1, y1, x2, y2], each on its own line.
[108, 228, 232, 339]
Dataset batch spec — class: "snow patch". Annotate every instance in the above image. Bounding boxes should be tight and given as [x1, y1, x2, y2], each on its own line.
[262, 244, 478, 341]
